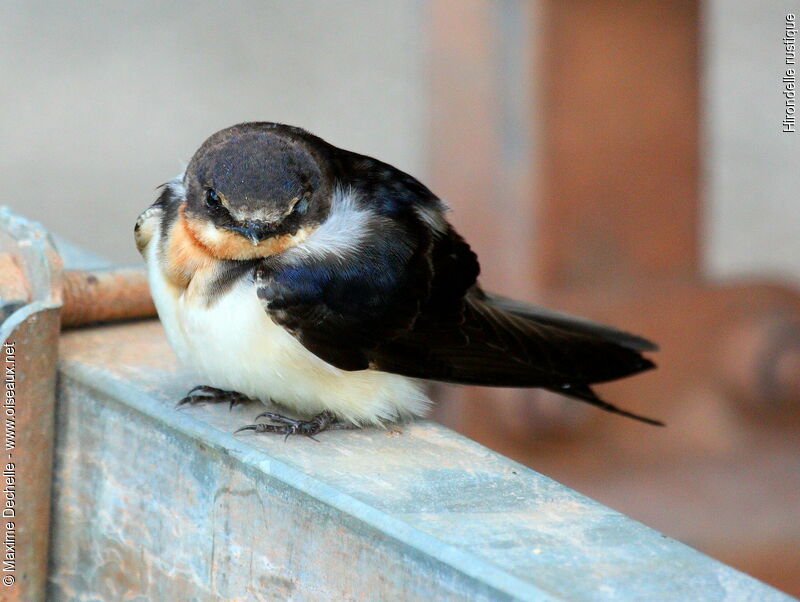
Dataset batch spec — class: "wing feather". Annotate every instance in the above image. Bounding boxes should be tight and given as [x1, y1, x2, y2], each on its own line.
[255, 165, 659, 424]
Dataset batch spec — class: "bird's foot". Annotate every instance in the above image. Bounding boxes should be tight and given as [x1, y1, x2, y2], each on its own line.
[176, 385, 252, 411]
[235, 410, 358, 441]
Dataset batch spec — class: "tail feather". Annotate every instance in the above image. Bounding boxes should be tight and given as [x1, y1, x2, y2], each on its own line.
[374, 291, 664, 426]
[552, 383, 665, 426]
[481, 291, 658, 352]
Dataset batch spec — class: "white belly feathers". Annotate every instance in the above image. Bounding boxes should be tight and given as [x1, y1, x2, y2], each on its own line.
[144, 228, 431, 426]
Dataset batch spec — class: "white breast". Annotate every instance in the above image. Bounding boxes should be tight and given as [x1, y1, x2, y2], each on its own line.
[143, 232, 430, 426]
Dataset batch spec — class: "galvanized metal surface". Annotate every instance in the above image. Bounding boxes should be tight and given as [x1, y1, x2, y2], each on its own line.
[0, 208, 63, 602]
[48, 320, 792, 601]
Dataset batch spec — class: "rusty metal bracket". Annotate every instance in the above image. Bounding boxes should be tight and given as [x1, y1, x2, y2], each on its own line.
[0, 208, 63, 602]
[0, 207, 156, 601]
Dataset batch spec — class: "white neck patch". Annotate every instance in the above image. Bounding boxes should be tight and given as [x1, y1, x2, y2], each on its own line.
[284, 186, 376, 264]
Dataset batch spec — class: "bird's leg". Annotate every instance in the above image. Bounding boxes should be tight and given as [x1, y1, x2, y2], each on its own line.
[235, 410, 359, 441]
[176, 385, 252, 411]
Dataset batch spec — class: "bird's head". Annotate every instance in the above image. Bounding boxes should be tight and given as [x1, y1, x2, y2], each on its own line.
[180, 123, 333, 260]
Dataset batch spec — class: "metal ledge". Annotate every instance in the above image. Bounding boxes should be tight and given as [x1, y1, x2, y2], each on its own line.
[49, 320, 792, 601]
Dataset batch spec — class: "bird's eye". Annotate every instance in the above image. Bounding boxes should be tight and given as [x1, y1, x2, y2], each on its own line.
[205, 188, 222, 209]
[294, 197, 309, 215]
[292, 191, 311, 216]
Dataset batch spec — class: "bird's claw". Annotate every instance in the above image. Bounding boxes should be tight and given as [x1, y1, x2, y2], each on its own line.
[235, 410, 356, 440]
[176, 385, 251, 410]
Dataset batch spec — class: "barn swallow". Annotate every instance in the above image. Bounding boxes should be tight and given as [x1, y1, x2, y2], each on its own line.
[135, 122, 661, 438]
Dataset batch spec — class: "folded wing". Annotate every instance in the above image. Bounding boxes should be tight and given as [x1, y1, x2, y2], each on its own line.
[259, 215, 660, 425]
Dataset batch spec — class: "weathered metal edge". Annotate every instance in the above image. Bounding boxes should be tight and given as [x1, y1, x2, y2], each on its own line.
[0, 211, 61, 342]
[0, 208, 63, 602]
[57, 359, 559, 601]
[59, 355, 797, 601]
[0, 208, 63, 343]
[0, 207, 63, 308]
[0, 300, 59, 344]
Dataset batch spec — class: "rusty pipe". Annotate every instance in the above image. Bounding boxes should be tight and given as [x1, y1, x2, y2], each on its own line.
[1, 248, 156, 329]
[60, 267, 156, 328]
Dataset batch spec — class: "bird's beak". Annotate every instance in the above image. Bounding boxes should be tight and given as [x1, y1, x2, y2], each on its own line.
[227, 221, 271, 245]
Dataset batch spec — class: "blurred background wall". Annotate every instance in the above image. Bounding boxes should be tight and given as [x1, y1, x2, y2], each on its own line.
[3, 0, 798, 277]
[0, 0, 427, 264]
[2, 0, 799, 595]
[705, 0, 800, 284]
[3, 1, 798, 278]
